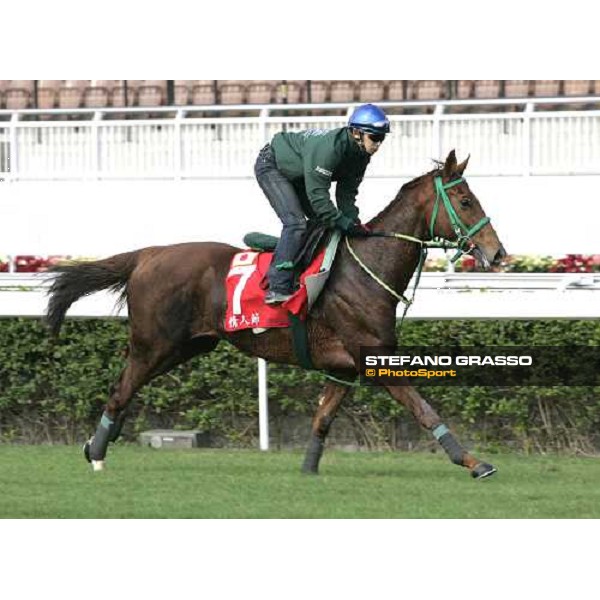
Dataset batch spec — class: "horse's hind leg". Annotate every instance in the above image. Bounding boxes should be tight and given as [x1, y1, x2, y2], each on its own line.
[85, 335, 219, 471]
[85, 354, 156, 471]
[302, 382, 353, 475]
[385, 385, 496, 479]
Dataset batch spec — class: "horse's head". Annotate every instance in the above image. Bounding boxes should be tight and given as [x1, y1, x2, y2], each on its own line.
[425, 150, 506, 268]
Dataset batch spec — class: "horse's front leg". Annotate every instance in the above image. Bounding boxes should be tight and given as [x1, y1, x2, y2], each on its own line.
[302, 381, 353, 474]
[385, 385, 497, 479]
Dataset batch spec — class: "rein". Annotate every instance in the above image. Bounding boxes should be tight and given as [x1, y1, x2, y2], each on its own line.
[345, 175, 491, 318]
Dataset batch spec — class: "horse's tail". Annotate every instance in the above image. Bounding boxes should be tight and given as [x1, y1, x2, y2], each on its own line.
[46, 250, 142, 336]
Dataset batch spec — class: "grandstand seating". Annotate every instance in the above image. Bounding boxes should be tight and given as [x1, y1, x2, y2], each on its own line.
[330, 81, 355, 103]
[5, 80, 34, 109]
[563, 80, 592, 96]
[1, 80, 598, 111]
[38, 80, 61, 109]
[533, 80, 561, 97]
[191, 81, 217, 105]
[474, 80, 502, 99]
[58, 80, 87, 109]
[456, 80, 473, 99]
[137, 80, 166, 107]
[246, 80, 275, 104]
[305, 80, 329, 103]
[357, 80, 386, 103]
[504, 80, 530, 98]
[84, 81, 112, 109]
[387, 80, 405, 101]
[0, 80, 9, 112]
[174, 80, 190, 105]
[111, 81, 138, 108]
[218, 81, 245, 105]
[414, 80, 446, 101]
[274, 81, 304, 104]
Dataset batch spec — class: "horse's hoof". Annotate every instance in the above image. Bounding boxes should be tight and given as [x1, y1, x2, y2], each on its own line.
[301, 463, 319, 475]
[471, 462, 497, 480]
[302, 468, 319, 476]
[91, 460, 106, 472]
[83, 437, 105, 471]
[83, 438, 93, 463]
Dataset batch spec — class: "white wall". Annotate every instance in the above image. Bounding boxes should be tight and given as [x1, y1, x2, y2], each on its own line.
[1, 175, 599, 257]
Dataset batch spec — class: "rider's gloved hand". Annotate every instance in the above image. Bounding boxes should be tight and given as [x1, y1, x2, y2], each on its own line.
[347, 221, 372, 237]
[333, 213, 354, 233]
[334, 214, 371, 237]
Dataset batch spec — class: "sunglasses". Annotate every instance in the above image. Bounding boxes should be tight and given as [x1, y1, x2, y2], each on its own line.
[368, 133, 386, 143]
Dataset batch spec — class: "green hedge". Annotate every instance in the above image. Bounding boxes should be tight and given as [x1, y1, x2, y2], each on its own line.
[1, 318, 599, 452]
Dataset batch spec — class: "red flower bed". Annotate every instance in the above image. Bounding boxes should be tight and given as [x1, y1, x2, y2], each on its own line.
[427, 254, 600, 273]
[2, 254, 600, 274]
[0, 256, 70, 273]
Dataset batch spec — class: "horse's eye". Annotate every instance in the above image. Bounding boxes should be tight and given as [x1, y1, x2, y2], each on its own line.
[460, 197, 472, 208]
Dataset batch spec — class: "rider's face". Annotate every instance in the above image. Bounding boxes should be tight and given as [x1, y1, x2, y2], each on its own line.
[353, 130, 385, 155]
[363, 133, 385, 155]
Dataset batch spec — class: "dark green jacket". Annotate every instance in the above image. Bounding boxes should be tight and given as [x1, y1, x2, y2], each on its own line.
[270, 127, 370, 229]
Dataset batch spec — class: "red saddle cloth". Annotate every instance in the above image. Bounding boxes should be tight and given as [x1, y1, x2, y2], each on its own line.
[224, 248, 326, 333]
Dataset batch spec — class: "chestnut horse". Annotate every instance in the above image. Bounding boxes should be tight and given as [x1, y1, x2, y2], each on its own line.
[46, 150, 506, 478]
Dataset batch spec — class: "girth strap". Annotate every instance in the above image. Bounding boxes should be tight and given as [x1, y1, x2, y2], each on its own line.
[289, 313, 315, 370]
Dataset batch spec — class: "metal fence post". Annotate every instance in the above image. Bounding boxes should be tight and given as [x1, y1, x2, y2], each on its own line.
[259, 108, 269, 146]
[175, 109, 184, 180]
[93, 111, 102, 180]
[9, 113, 19, 182]
[523, 102, 534, 176]
[432, 104, 443, 159]
[258, 358, 269, 451]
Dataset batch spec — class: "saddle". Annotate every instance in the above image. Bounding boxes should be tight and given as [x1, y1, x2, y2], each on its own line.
[243, 220, 331, 284]
[224, 225, 341, 334]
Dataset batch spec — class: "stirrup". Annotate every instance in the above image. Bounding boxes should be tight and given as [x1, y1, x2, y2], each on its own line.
[265, 290, 293, 305]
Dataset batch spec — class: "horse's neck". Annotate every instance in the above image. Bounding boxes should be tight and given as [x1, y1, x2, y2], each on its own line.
[365, 186, 429, 299]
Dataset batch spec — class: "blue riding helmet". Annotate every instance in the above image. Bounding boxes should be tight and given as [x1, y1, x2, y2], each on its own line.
[348, 104, 391, 135]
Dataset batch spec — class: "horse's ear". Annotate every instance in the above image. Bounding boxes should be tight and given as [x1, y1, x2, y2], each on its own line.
[456, 154, 470, 176]
[443, 149, 457, 177]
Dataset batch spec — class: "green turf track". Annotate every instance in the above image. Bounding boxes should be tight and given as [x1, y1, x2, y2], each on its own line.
[1, 446, 599, 518]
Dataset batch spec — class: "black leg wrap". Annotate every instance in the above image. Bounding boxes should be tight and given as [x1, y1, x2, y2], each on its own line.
[302, 435, 324, 474]
[108, 412, 126, 443]
[438, 432, 466, 466]
[88, 412, 116, 461]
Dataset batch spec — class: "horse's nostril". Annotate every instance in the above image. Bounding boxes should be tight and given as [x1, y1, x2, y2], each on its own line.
[493, 246, 507, 265]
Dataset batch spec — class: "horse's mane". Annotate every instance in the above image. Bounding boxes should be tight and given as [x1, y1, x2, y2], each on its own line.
[399, 163, 443, 192]
[371, 163, 442, 222]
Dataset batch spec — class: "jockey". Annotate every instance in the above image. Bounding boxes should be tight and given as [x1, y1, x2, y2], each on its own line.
[254, 103, 391, 305]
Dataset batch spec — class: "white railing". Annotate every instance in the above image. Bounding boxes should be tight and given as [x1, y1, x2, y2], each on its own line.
[1, 97, 600, 180]
[3, 272, 600, 319]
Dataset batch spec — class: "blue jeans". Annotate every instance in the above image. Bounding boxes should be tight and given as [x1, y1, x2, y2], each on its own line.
[254, 144, 307, 294]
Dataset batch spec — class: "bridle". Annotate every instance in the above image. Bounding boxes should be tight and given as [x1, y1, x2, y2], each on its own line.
[345, 174, 492, 308]
[429, 176, 490, 263]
